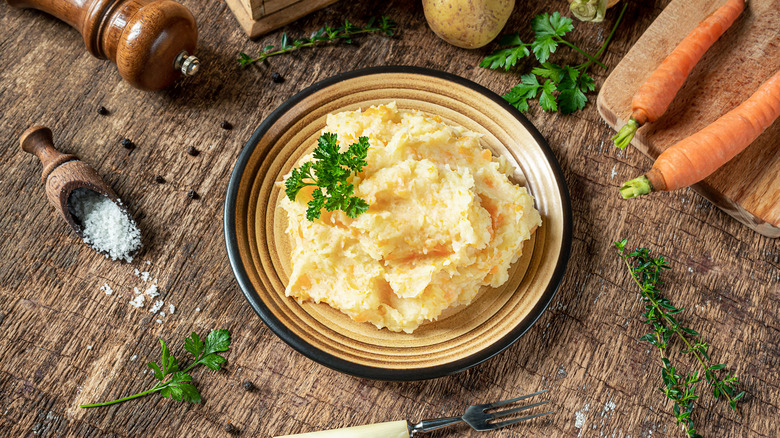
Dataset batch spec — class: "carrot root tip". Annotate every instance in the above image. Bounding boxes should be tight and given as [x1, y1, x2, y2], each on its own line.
[620, 175, 653, 199]
[612, 119, 640, 149]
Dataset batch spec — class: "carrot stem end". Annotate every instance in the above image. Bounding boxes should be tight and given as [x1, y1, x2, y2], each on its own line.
[620, 175, 653, 199]
[612, 119, 639, 149]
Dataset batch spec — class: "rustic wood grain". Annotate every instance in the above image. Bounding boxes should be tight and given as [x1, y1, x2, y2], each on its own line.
[597, 0, 780, 237]
[0, 0, 778, 437]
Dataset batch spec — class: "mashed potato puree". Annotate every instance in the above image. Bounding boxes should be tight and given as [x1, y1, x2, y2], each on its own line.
[280, 102, 541, 333]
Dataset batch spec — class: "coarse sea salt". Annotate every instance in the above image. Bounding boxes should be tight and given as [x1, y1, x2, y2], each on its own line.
[68, 188, 141, 263]
[169, 304, 175, 314]
[149, 300, 164, 314]
[130, 294, 145, 308]
[145, 284, 159, 298]
[100, 283, 113, 295]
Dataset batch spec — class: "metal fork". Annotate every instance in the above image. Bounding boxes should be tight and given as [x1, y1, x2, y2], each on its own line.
[408, 389, 553, 436]
[274, 390, 552, 437]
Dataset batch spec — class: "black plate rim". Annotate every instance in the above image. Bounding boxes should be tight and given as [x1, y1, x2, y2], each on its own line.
[224, 65, 572, 381]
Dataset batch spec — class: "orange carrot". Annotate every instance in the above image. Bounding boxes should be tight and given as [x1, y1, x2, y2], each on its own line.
[612, 0, 745, 149]
[620, 70, 780, 199]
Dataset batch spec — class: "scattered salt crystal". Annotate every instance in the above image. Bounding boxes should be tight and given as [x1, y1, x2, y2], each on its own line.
[195, 307, 200, 312]
[100, 283, 113, 295]
[134, 268, 140, 276]
[575, 403, 590, 430]
[134, 287, 141, 295]
[67, 188, 141, 263]
[149, 300, 164, 314]
[130, 355, 137, 361]
[160, 311, 166, 317]
[86, 345, 92, 350]
[141, 271, 150, 282]
[145, 284, 159, 298]
[145, 260, 151, 265]
[130, 294, 145, 308]
[156, 319, 162, 324]
[169, 304, 175, 314]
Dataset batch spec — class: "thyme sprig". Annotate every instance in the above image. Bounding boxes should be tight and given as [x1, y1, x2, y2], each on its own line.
[239, 16, 396, 67]
[614, 240, 744, 438]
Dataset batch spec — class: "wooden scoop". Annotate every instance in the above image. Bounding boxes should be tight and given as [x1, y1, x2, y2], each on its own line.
[21, 125, 141, 258]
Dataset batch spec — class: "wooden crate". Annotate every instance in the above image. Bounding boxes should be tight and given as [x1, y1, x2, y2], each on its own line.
[227, 0, 340, 38]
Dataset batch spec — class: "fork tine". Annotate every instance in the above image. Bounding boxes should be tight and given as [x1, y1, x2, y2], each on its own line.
[490, 410, 555, 430]
[486, 400, 550, 420]
[484, 389, 548, 409]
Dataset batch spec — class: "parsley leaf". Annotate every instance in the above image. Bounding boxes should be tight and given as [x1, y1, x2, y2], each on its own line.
[529, 12, 573, 63]
[503, 73, 542, 112]
[285, 133, 371, 221]
[539, 80, 558, 112]
[478, 33, 531, 70]
[80, 329, 231, 409]
[479, 4, 628, 114]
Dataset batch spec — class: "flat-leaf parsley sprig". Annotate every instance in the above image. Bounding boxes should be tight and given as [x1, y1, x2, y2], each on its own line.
[614, 240, 744, 437]
[79, 329, 231, 408]
[480, 5, 627, 114]
[285, 132, 370, 221]
[239, 16, 396, 67]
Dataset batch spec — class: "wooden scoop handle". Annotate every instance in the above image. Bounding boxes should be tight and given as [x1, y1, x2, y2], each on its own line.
[20, 126, 78, 183]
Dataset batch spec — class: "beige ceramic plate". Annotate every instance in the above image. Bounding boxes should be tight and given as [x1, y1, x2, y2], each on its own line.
[225, 67, 571, 380]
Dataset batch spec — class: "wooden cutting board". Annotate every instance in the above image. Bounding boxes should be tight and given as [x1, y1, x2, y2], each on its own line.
[597, 0, 780, 238]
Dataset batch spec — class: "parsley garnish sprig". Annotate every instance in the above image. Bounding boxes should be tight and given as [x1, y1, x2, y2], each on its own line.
[480, 5, 626, 114]
[285, 133, 370, 221]
[615, 240, 744, 437]
[239, 16, 396, 67]
[79, 329, 231, 408]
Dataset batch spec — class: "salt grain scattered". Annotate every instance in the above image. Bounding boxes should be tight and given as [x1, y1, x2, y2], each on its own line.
[160, 311, 166, 317]
[149, 300, 164, 314]
[145, 260, 151, 265]
[141, 271, 150, 282]
[195, 307, 201, 312]
[156, 319, 162, 324]
[86, 345, 92, 350]
[130, 354, 137, 361]
[101, 283, 113, 295]
[145, 284, 159, 298]
[134, 268, 140, 276]
[169, 304, 175, 314]
[130, 294, 145, 308]
[134, 287, 141, 295]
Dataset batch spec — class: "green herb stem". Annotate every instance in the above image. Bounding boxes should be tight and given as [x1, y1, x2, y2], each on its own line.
[239, 16, 395, 67]
[79, 385, 164, 408]
[557, 38, 607, 69]
[616, 240, 744, 437]
[578, 2, 627, 72]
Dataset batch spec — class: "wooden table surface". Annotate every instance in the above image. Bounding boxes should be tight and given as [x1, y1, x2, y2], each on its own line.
[0, 0, 777, 437]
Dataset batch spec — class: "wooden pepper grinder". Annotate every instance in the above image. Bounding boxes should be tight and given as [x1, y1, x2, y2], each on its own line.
[21, 126, 142, 259]
[6, 0, 199, 91]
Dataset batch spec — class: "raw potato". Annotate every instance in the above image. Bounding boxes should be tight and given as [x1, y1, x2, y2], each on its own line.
[422, 0, 515, 49]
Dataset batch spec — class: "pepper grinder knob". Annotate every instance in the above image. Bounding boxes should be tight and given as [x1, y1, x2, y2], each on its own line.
[6, 0, 199, 91]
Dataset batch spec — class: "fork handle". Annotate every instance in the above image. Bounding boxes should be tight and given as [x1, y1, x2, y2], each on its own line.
[274, 420, 410, 437]
[409, 416, 463, 435]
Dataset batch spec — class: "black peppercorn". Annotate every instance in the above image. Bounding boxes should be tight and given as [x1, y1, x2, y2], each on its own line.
[271, 72, 284, 83]
[187, 190, 199, 200]
[186, 146, 199, 156]
[154, 175, 165, 184]
[241, 381, 255, 391]
[220, 121, 233, 130]
[97, 106, 109, 115]
[121, 138, 135, 149]
[223, 422, 239, 434]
